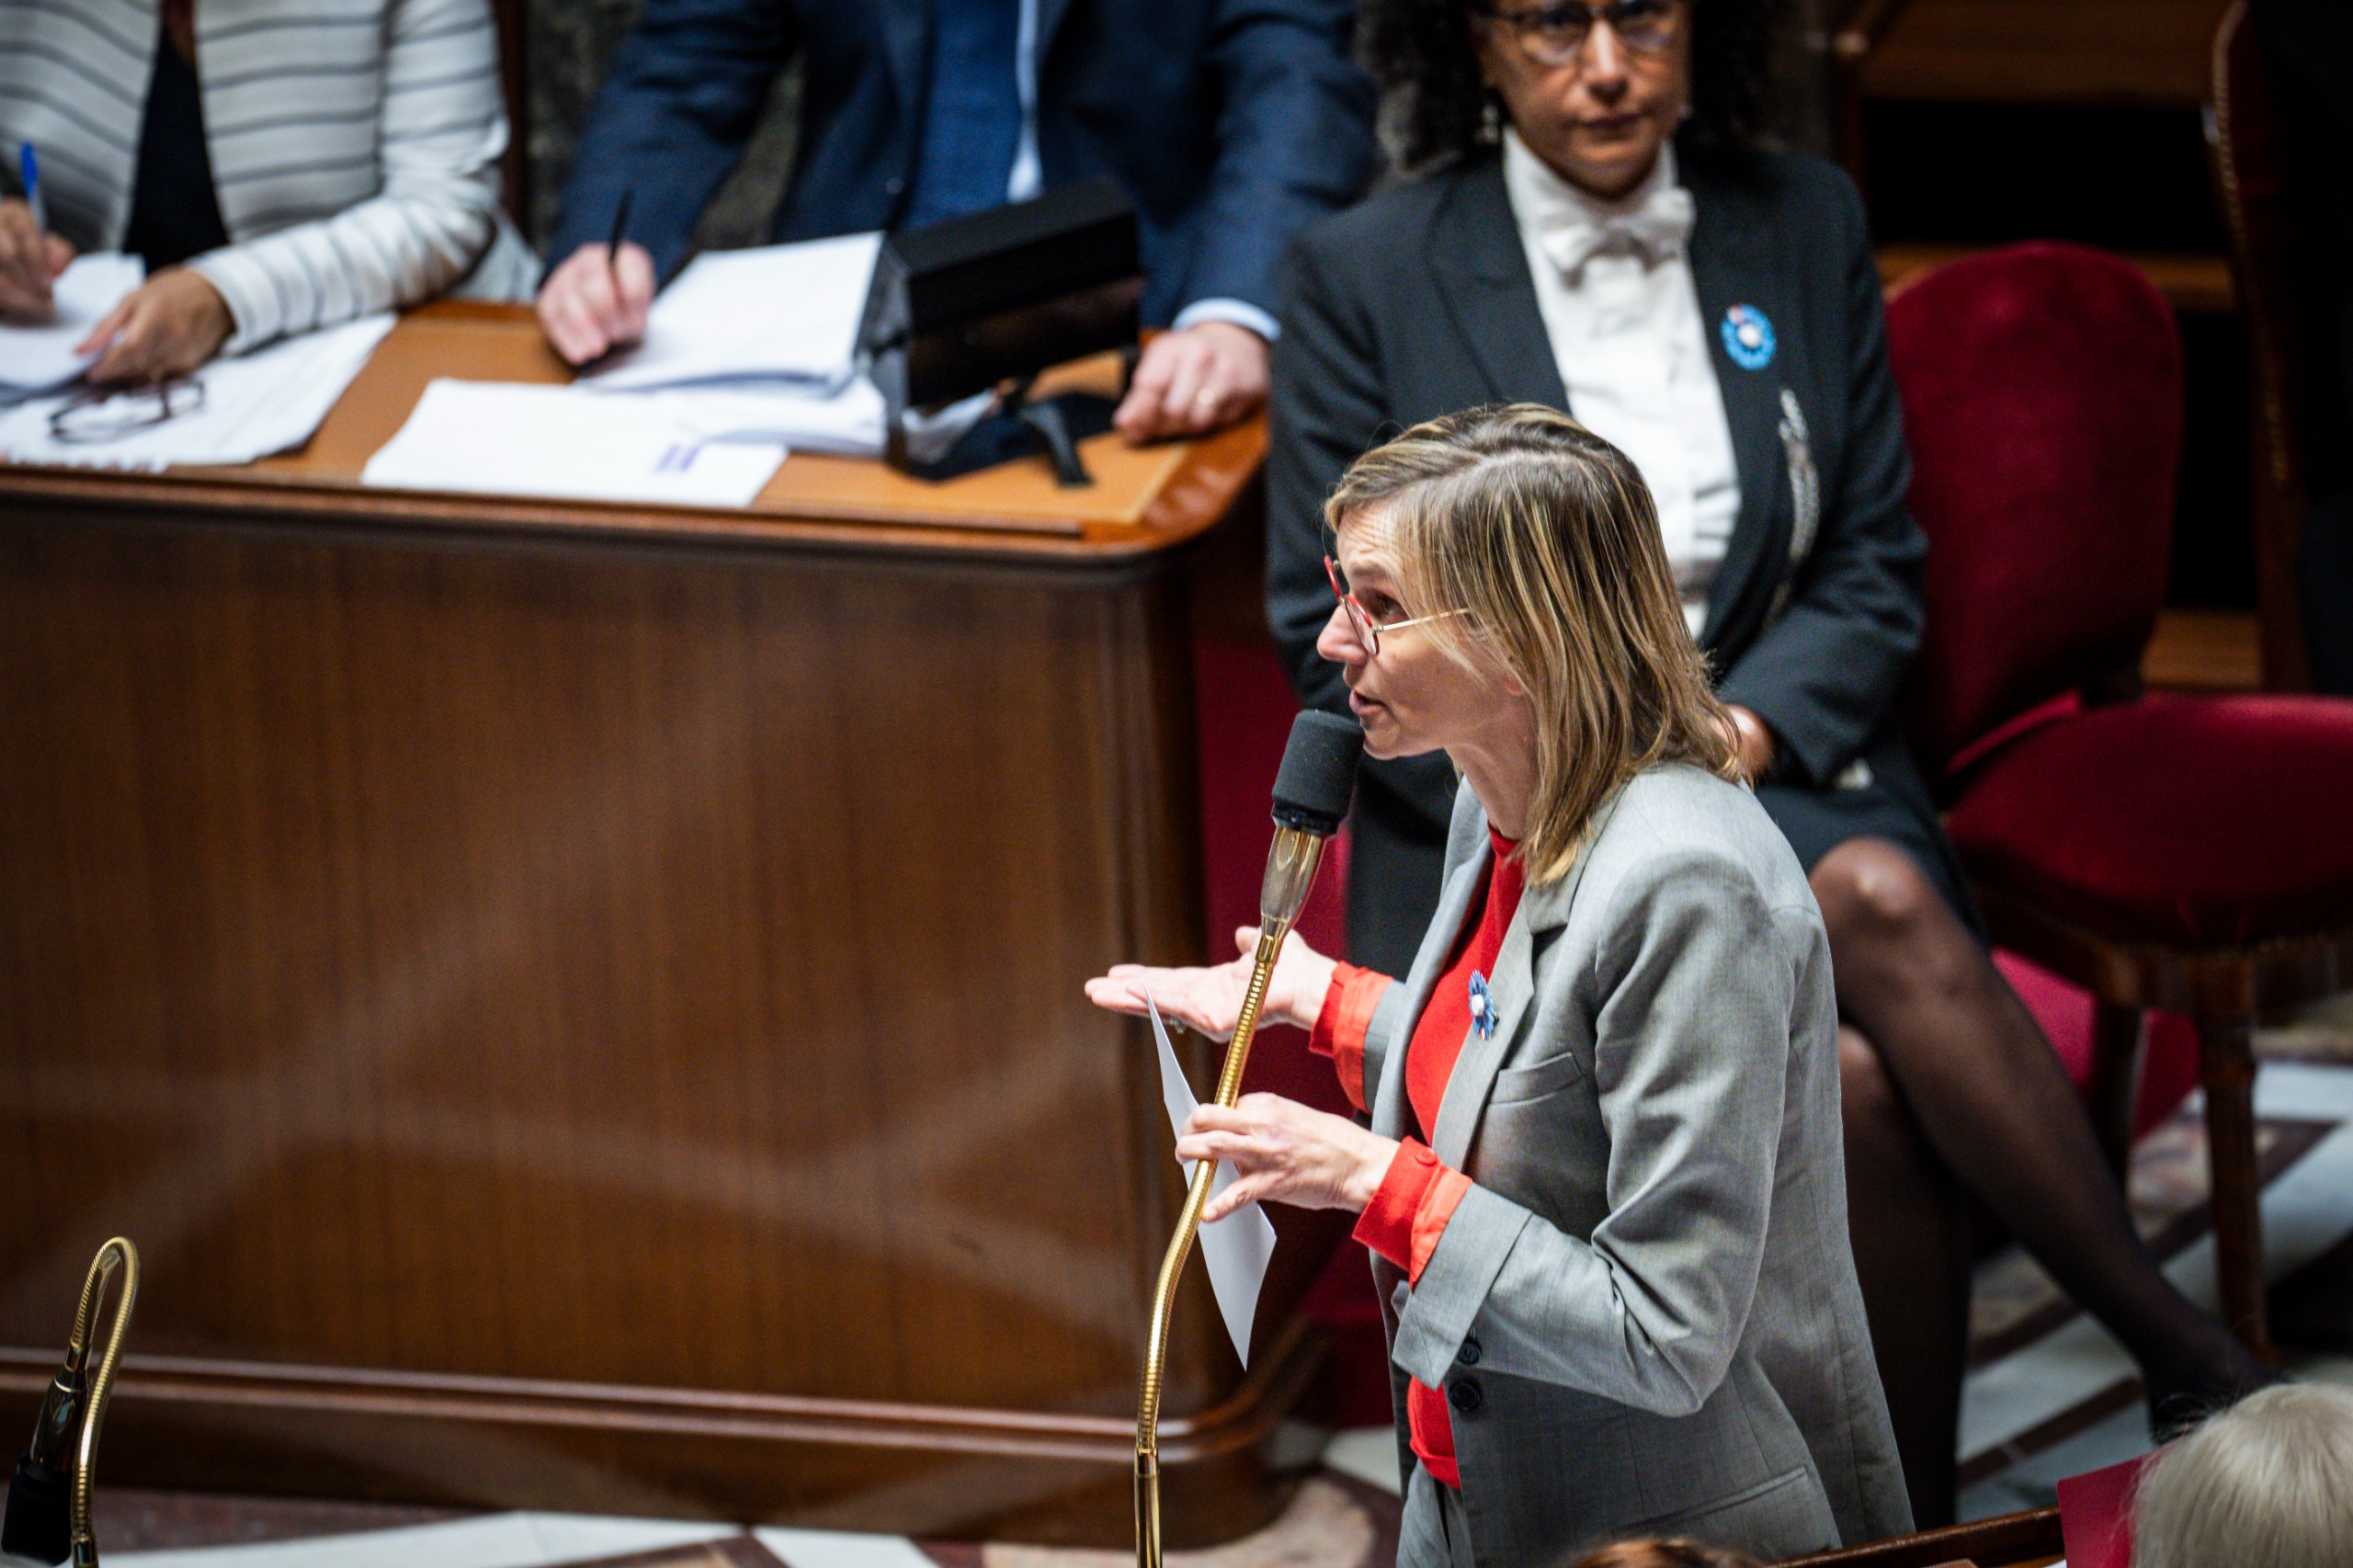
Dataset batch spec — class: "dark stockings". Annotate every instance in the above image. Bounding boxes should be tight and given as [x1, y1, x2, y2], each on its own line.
[1815, 839, 2272, 1522]
[1838, 1025, 1971, 1526]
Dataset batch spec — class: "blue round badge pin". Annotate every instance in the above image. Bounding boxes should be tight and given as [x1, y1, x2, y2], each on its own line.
[1468, 971, 1496, 1041]
[1721, 304, 1775, 371]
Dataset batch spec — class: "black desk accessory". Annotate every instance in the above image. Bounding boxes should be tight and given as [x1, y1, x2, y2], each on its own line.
[857, 177, 1142, 486]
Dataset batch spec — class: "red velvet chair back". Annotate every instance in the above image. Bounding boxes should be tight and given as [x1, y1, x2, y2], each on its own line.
[1885, 244, 2182, 791]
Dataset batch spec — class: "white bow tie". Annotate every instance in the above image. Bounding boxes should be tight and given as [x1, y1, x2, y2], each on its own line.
[1534, 184, 1696, 278]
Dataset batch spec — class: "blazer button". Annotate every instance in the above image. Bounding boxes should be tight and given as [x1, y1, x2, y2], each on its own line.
[1458, 1335, 1482, 1367]
[885, 176, 906, 197]
[1448, 1377, 1483, 1415]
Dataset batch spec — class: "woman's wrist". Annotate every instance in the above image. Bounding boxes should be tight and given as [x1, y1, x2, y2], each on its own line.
[1280, 946, 1341, 1033]
[1342, 1131, 1402, 1211]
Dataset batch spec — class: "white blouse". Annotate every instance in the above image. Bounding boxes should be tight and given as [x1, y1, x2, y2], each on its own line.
[1502, 130, 1741, 637]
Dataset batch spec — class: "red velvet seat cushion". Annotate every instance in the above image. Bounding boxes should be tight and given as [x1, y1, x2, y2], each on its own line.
[1947, 695, 2353, 948]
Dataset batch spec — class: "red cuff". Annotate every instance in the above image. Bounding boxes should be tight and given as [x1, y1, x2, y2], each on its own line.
[1309, 962, 1390, 1115]
[1412, 1168, 1473, 1281]
[1354, 1140, 1439, 1272]
[1354, 1142, 1473, 1284]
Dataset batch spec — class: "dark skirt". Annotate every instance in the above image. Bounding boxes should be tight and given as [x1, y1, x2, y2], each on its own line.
[1753, 773, 1985, 941]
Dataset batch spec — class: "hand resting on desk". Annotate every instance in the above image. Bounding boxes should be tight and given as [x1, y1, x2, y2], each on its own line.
[0, 198, 74, 320]
[78, 268, 234, 383]
[1113, 320, 1268, 443]
[538, 240, 657, 366]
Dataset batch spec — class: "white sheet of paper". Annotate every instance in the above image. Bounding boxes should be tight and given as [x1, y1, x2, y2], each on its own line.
[362, 380, 786, 507]
[0, 311, 391, 469]
[642, 378, 996, 465]
[586, 232, 885, 393]
[639, 379, 889, 457]
[1146, 994, 1278, 1368]
[0, 253, 144, 399]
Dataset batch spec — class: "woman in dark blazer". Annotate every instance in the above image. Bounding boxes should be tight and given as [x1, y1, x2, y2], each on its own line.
[1262, 0, 2268, 1523]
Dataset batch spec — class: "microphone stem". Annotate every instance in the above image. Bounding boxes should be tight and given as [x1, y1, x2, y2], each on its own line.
[69, 1240, 137, 1568]
[1135, 824, 1324, 1568]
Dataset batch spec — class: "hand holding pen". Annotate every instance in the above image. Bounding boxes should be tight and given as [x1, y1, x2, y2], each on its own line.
[1, 143, 75, 320]
[535, 187, 657, 367]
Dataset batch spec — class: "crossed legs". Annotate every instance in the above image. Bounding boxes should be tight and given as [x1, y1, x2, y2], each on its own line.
[1815, 837, 2270, 1525]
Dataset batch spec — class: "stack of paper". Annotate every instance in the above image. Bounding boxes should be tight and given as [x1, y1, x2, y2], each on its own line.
[0, 312, 392, 470]
[574, 233, 987, 465]
[0, 254, 144, 403]
[585, 233, 883, 395]
[362, 380, 787, 507]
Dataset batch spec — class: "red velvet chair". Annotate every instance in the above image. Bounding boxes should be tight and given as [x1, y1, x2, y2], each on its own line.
[1885, 244, 2353, 1357]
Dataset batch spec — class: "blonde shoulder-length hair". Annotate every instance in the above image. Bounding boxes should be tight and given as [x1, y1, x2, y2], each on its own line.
[1326, 403, 1741, 885]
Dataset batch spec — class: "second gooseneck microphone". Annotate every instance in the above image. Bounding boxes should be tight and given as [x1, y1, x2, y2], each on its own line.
[1133, 710, 1362, 1568]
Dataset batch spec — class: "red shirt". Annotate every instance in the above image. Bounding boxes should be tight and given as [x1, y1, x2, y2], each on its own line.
[1310, 827, 1525, 1489]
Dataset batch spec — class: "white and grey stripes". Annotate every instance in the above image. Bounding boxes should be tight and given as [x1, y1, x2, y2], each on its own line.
[0, 0, 536, 354]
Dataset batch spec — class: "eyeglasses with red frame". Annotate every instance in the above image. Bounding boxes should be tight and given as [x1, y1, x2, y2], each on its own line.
[1324, 555, 1472, 657]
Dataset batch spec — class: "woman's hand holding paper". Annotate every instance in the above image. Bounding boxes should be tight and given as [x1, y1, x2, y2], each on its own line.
[1178, 1095, 1397, 1220]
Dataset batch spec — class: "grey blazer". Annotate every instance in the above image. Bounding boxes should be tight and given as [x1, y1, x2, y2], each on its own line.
[1355, 765, 1912, 1562]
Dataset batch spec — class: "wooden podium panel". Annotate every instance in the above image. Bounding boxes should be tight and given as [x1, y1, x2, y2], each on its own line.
[0, 308, 1307, 1544]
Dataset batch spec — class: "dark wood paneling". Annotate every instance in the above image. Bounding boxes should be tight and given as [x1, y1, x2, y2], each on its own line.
[0, 397, 1303, 1540]
[1850, 0, 2233, 108]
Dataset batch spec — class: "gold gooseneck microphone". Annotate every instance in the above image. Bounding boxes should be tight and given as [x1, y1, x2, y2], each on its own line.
[1134, 713, 1360, 1568]
[4, 1240, 140, 1568]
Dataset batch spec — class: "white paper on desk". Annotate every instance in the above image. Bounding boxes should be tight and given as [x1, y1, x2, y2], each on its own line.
[0, 254, 144, 400]
[1145, 993, 1278, 1369]
[0, 311, 391, 469]
[363, 380, 786, 506]
[636, 379, 889, 457]
[642, 379, 996, 465]
[586, 232, 884, 393]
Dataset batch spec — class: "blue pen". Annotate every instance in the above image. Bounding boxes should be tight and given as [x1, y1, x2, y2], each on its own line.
[17, 142, 41, 230]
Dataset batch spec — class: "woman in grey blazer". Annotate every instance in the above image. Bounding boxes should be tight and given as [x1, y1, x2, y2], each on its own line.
[1258, 0, 2270, 1523]
[1092, 405, 1910, 1562]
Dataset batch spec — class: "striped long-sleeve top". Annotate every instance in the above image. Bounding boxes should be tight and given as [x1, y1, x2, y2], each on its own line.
[0, 0, 538, 353]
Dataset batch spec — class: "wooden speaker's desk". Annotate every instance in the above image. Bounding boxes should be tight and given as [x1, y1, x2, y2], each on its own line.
[0, 304, 1300, 1543]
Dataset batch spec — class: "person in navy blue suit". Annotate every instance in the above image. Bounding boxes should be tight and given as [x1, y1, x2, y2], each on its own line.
[537, 0, 1375, 442]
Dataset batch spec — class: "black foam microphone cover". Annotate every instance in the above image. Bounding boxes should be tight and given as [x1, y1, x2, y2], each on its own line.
[1270, 711, 1363, 836]
[3, 1452, 71, 1566]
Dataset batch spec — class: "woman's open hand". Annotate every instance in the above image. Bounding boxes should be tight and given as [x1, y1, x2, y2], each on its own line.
[1180, 1093, 1398, 1220]
[1085, 926, 1338, 1040]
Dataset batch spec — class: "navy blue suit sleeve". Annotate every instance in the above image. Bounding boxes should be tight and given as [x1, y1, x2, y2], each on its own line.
[547, 0, 800, 283]
[1714, 172, 1927, 785]
[1181, 0, 1374, 321]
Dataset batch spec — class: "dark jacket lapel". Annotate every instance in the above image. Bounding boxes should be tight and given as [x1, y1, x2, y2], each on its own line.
[1425, 161, 1571, 408]
[1687, 159, 1795, 653]
[1037, 0, 1078, 54]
